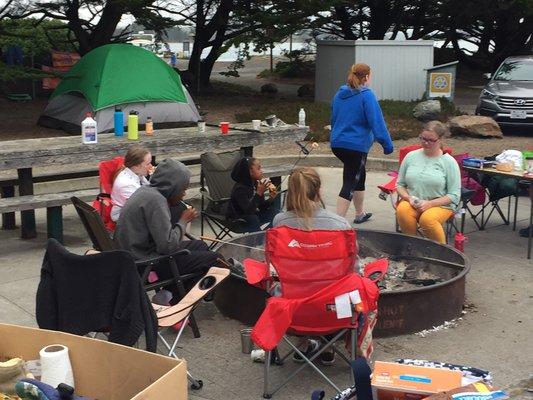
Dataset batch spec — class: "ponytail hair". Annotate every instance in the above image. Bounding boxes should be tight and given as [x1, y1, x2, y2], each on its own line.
[347, 63, 371, 89]
[286, 167, 323, 230]
[113, 144, 150, 182]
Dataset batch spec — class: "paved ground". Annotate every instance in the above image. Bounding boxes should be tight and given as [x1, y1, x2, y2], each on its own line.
[0, 166, 532, 399]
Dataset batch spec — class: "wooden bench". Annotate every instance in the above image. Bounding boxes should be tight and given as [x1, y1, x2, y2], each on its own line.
[0, 163, 294, 243]
[0, 155, 204, 231]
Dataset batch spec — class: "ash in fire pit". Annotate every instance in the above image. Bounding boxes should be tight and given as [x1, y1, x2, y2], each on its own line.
[359, 257, 446, 291]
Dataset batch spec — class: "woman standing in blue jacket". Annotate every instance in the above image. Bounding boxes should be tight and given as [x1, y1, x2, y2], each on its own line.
[331, 63, 394, 224]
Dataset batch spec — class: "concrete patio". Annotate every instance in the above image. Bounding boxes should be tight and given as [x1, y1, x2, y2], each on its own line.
[0, 166, 531, 399]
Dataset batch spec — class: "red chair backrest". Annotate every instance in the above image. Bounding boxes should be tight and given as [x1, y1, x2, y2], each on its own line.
[98, 156, 124, 194]
[264, 226, 370, 333]
[266, 227, 357, 299]
[399, 144, 453, 166]
[92, 156, 124, 232]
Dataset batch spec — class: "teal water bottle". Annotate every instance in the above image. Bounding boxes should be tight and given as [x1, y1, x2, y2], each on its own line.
[114, 107, 124, 136]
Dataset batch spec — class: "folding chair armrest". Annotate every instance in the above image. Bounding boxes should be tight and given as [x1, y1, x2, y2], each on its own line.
[460, 187, 475, 203]
[134, 250, 191, 267]
[184, 232, 197, 240]
[243, 258, 271, 285]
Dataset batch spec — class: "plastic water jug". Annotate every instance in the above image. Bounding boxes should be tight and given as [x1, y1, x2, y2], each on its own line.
[81, 113, 97, 144]
[128, 111, 139, 140]
[114, 107, 124, 136]
[298, 108, 306, 127]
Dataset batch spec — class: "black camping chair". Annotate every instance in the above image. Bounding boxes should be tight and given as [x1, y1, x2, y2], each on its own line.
[200, 150, 250, 247]
[37, 238, 158, 352]
[70, 196, 203, 337]
[477, 174, 520, 230]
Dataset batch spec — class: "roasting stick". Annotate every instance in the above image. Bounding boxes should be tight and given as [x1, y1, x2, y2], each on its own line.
[200, 236, 265, 252]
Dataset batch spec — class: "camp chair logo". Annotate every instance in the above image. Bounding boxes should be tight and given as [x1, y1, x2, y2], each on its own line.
[287, 239, 333, 249]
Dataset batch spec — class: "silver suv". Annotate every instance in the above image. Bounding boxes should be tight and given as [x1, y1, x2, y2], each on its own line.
[475, 56, 533, 130]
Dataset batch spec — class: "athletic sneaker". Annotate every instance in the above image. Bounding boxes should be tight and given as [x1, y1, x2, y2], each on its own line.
[519, 226, 531, 238]
[320, 349, 335, 366]
[292, 340, 320, 363]
[354, 213, 372, 224]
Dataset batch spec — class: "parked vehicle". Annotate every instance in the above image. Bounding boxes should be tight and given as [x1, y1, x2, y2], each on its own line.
[475, 56, 533, 131]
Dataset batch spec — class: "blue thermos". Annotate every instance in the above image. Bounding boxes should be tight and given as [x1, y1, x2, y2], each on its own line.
[114, 107, 124, 136]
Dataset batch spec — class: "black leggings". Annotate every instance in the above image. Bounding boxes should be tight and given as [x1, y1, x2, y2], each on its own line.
[332, 148, 367, 201]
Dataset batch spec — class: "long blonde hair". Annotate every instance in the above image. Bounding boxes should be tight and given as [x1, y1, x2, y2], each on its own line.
[347, 63, 371, 89]
[286, 167, 323, 230]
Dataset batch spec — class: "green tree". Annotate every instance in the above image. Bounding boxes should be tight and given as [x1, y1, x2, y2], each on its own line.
[0, 18, 74, 56]
[165, 0, 322, 91]
[438, 0, 533, 70]
[25, 0, 177, 55]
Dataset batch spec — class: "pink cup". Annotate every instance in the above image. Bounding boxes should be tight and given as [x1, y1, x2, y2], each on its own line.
[220, 122, 230, 135]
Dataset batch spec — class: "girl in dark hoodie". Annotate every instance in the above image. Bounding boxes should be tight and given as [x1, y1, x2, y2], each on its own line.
[226, 157, 280, 232]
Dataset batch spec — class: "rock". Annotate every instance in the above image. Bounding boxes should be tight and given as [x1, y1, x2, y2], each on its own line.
[448, 115, 503, 138]
[260, 83, 278, 94]
[297, 84, 314, 98]
[412, 100, 441, 121]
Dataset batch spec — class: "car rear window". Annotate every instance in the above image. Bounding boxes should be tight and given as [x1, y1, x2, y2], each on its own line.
[494, 60, 533, 81]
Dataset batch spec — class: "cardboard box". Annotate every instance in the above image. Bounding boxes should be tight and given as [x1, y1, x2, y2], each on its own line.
[0, 323, 187, 400]
[372, 361, 463, 400]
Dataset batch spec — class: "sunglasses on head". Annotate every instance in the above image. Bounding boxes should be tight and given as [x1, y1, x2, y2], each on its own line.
[418, 135, 439, 143]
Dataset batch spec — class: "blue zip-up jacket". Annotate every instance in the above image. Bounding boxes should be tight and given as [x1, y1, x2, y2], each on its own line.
[330, 85, 394, 155]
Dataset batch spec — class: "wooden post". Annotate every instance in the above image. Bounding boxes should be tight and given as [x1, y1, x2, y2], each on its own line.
[47, 206, 63, 243]
[17, 168, 36, 239]
[1, 186, 16, 230]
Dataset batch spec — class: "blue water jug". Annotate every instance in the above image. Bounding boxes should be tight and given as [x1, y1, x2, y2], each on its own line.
[114, 107, 124, 136]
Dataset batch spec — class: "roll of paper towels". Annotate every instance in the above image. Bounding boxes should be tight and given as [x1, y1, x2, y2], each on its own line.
[39, 344, 74, 388]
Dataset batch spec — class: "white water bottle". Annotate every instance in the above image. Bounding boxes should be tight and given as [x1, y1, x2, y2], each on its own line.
[81, 112, 98, 144]
[298, 108, 306, 127]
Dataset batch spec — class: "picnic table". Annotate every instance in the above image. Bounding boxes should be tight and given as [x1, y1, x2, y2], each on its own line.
[463, 165, 533, 259]
[0, 123, 308, 240]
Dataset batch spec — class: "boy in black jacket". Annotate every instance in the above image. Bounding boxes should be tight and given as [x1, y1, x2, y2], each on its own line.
[226, 157, 280, 232]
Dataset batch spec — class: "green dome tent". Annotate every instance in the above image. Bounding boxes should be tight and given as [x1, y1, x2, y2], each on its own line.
[38, 44, 200, 133]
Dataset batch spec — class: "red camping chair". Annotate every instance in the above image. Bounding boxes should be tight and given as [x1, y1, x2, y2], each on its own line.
[92, 157, 124, 232]
[243, 227, 388, 398]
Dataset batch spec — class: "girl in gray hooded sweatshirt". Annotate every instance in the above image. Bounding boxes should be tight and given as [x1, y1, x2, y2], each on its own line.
[114, 159, 220, 298]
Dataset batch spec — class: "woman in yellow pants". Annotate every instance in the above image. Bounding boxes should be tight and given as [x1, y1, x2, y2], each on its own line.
[395, 121, 461, 244]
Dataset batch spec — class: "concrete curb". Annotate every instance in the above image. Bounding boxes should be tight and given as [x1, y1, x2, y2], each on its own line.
[262, 154, 399, 171]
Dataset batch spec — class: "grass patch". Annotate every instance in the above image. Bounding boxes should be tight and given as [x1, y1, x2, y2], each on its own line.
[199, 81, 257, 97]
[231, 88, 462, 142]
[235, 98, 425, 142]
[236, 99, 329, 142]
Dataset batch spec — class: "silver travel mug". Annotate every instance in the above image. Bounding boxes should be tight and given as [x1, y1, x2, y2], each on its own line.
[240, 328, 253, 354]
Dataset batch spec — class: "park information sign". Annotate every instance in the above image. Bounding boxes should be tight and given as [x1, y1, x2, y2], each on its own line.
[429, 72, 452, 98]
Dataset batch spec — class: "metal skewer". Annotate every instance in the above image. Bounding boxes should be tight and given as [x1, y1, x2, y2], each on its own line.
[200, 236, 265, 252]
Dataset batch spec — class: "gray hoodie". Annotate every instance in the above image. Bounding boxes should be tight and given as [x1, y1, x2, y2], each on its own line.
[273, 208, 352, 230]
[114, 159, 191, 260]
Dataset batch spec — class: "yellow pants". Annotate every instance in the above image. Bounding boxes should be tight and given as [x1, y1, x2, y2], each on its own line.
[396, 200, 454, 244]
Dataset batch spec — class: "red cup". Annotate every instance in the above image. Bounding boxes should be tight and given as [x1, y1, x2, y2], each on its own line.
[220, 121, 230, 135]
